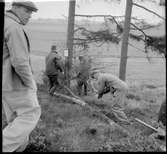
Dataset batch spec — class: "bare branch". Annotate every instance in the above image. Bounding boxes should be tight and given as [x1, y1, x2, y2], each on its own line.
[75, 14, 141, 21]
[75, 14, 124, 18]
[132, 2, 165, 20]
[128, 42, 146, 53]
[130, 22, 148, 37]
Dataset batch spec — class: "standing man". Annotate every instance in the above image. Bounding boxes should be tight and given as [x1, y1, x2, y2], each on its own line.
[91, 71, 130, 124]
[45, 45, 64, 94]
[3, 1, 41, 152]
[76, 56, 91, 96]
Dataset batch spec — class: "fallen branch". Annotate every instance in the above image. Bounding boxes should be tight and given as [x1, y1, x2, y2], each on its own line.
[53, 91, 115, 126]
[53, 91, 86, 106]
[63, 85, 81, 100]
[52, 90, 130, 136]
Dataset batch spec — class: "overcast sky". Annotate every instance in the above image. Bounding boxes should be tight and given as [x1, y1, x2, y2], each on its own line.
[5, 0, 165, 24]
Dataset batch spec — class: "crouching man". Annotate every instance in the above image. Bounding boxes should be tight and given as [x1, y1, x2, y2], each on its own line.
[91, 71, 130, 125]
[45, 45, 64, 95]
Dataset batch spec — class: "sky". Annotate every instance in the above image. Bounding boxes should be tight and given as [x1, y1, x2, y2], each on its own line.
[4, 0, 165, 24]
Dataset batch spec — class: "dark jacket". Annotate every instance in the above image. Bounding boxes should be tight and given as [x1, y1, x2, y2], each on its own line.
[45, 51, 63, 76]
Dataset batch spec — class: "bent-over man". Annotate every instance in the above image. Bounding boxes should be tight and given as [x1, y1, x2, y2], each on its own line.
[91, 71, 130, 124]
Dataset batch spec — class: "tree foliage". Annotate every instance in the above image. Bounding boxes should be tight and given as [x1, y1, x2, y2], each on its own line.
[74, 0, 166, 57]
[145, 35, 166, 56]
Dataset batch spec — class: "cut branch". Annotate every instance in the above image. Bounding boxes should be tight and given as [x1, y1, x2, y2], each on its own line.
[130, 22, 148, 37]
[75, 14, 143, 21]
[54, 92, 86, 106]
[75, 14, 125, 18]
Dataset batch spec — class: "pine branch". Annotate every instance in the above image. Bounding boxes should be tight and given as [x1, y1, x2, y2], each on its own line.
[73, 14, 165, 57]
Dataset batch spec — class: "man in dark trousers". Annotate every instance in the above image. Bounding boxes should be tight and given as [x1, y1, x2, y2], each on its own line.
[45, 45, 64, 94]
[76, 56, 91, 96]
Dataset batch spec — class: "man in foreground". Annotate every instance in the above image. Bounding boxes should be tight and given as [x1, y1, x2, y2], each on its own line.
[3, 1, 41, 152]
[91, 71, 130, 125]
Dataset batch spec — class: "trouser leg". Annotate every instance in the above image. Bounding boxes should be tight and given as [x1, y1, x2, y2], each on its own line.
[2, 99, 16, 124]
[15, 135, 29, 152]
[84, 81, 87, 95]
[49, 75, 60, 94]
[77, 79, 83, 96]
[48, 76, 54, 90]
[2, 90, 41, 152]
[111, 89, 129, 122]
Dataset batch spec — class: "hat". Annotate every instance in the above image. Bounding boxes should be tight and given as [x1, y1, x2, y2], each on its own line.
[51, 45, 57, 52]
[12, 0, 38, 12]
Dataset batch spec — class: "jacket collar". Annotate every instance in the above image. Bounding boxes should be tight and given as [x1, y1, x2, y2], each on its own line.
[5, 10, 24, 25]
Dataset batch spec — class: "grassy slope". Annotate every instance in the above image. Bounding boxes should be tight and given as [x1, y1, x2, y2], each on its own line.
[27, 82, 166, 152]
[2, 81, 165, 151]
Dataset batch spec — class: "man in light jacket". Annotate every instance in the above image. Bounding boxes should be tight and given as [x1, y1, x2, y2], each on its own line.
[91, 71, 130, 125]
[3, 1, 41, 152]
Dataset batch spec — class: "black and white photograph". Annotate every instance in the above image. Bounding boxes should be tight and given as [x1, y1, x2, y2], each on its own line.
[1, 0, 166, 152]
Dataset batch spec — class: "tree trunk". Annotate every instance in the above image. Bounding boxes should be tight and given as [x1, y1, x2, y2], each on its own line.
[66, 0, 76, 87]
[119, 0, 133, 81]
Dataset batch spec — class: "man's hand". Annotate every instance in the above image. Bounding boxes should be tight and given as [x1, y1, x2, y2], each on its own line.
[98, 93, 103, 99]
[110, 87, 116, 94]
[95, 94, 98, 98]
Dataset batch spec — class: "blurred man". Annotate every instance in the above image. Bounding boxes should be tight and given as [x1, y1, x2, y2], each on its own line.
[76, 56, 91, 96]
[3, 1, 41, 152]
[45, 45, 64, 94]
[91, 71, 130, 124]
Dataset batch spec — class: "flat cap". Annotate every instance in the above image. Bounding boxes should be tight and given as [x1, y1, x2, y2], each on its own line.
[51, 45, 57, 51]
[12, 0, 38, 12]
